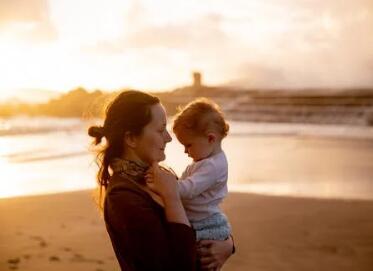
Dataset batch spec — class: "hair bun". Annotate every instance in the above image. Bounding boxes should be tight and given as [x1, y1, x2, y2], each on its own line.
[88, 126, 105, 144]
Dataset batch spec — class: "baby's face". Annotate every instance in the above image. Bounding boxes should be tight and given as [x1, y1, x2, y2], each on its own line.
[175, 131, 214, 162]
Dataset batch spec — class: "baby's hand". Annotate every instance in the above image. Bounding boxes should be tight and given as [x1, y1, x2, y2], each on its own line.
[159, 166, 178, 179]
[145, 163, 178, 199]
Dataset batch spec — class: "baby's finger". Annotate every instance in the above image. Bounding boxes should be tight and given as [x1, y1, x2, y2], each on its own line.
[199, 256, 217, 268]
[146, 182, 155, 191]
[198, 240, 214, 247]
[145, 176, 154, 183]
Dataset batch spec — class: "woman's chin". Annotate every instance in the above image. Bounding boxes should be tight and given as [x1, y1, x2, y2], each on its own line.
[156, 153, 166, 162]
[146, 155, 165, 164]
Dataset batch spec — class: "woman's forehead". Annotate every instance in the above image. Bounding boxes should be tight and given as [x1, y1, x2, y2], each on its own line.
[150, 103, 167, 124]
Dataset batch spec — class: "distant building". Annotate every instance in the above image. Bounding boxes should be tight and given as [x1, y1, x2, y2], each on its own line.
[192, 72, 202, 87]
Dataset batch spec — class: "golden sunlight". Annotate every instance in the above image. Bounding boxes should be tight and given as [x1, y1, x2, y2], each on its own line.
[0, 149, 26, 198]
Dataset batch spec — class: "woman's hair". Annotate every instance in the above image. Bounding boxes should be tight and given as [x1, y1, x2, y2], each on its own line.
[173, 97, 229, 138]
[88, 90, 160, 207]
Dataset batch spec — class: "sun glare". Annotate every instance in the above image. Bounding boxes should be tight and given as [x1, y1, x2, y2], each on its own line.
[0, 145, 25, 198]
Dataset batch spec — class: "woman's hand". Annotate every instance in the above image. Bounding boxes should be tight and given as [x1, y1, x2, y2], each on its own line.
[197, 236, 234, 271]
[145, 162, 179, 200]
[146, 162, 191, 226]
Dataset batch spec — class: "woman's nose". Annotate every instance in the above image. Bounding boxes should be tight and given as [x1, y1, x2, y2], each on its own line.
[165, 130, 172, 143]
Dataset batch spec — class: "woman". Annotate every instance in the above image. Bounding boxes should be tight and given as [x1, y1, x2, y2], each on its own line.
[88, 90, 234, 270]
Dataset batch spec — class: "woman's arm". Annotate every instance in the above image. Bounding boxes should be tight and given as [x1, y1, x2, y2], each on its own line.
[105, 182, 196, 271]
[146, 162, 190, 226]
[197, 236, 235, 270]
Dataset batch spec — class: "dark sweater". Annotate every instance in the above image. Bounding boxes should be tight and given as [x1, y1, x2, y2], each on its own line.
[104, 173, 197, 271]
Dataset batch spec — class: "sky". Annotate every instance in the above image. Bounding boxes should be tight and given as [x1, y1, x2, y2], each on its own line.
[0, 0, 373, 100]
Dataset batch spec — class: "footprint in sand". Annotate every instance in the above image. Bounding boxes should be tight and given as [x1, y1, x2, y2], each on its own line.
[30, 235, 48, 248]
[74, 253, 83, 258]
[7, 258, 20, 264]
[318, 245, 338, 254]
[23, 254, 31, 260]
[96, 259, 104, 265]
[7, 257, 20, 270]
[70, 253, 85, 262]
[49, 256, 61, 262]
[69, 253, 105, 265]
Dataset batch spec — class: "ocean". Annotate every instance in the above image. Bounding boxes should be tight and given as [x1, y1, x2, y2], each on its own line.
[1, 116, 373, 199]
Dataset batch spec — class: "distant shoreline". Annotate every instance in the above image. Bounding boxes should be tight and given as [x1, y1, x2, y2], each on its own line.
[1, 87, 373, 126]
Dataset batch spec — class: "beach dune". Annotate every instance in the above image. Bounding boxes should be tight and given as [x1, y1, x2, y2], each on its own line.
[1, 191, 373, 271]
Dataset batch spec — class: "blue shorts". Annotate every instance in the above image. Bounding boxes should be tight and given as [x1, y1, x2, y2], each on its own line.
[192, 212, 231, 241]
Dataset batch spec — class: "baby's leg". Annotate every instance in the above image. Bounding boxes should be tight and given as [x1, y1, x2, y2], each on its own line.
[196, 224, 231, 241]
[192, 212, 231, 241]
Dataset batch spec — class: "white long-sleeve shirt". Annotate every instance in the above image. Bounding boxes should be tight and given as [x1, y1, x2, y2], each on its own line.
[177, 151, 228, 222]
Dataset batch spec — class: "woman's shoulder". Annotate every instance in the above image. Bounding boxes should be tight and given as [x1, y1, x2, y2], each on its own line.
[104, 174, 166, 226]
[106, 174, 150, 205]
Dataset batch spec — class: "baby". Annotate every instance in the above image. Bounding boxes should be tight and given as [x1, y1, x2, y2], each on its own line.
[172, 98, 231, 241]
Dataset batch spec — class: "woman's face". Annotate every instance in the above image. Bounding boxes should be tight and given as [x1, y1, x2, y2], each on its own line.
[132, 103, 172, 164]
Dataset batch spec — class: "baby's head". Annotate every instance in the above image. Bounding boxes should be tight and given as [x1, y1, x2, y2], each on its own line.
[173, 98, 229, 162]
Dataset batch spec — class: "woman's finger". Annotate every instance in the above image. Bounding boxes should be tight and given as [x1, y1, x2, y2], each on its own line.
[198, 240, 214, 247]
[199, 256, 215, 265]
[200, 259, 218, 270]
[197, 246, 211, 257]
[146, 182, 153, 189]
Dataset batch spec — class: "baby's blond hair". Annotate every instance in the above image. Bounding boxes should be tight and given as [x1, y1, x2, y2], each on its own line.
[173, 98, 229, 138]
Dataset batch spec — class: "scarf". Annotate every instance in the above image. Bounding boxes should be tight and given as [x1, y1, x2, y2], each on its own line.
[110, 158, 165, 207]
[110, 158, 149, 185]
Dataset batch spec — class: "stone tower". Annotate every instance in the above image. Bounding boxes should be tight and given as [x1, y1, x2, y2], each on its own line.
[192, 72, 202, 87]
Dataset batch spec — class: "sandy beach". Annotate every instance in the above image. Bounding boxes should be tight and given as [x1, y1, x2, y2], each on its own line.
[1, 190, 373, 271]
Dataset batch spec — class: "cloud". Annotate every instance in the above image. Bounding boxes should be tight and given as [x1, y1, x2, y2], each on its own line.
[0, 0, 57, 43]
[9, 0, 370, 89]
[227, 0, 373, 88]
[125, 14, 226, 49]
[89, 0, 372, 88]
[84, 13, 227, 52]
[0, 0, 48, 24]
[226, 64, 288, 88]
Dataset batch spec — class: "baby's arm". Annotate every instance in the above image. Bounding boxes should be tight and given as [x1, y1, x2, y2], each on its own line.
[159, 165, 179, 180]
[178, 160, 218, 200]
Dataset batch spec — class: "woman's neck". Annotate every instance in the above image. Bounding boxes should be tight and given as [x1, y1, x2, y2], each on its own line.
[117, 153, 164, 207]
[122, 151, 149, 167]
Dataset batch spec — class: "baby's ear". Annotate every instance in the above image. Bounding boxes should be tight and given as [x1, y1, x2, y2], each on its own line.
[207, 132, 216, 143]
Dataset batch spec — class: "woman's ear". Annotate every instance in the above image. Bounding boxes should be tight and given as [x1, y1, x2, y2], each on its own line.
[124, 131, 137, 148]
[207, 132, 216, 143]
